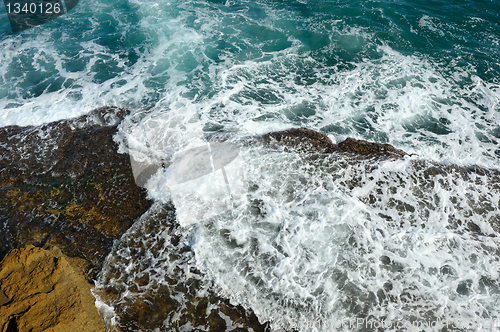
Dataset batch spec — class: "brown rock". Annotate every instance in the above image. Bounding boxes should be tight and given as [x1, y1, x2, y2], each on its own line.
[0, 245, 105, 332]
[260, 127, 339, 154]
[0, 107, 152, 280]
[337, 137, 407, 157]
[256, 127, 407, 157]
[94, 203, 270, 332]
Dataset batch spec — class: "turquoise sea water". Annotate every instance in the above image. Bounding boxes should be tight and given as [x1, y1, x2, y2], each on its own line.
[1, 0, 500, 331]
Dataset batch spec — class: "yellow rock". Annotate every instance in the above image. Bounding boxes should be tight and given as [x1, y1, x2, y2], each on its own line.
[0, 245, 106, 332]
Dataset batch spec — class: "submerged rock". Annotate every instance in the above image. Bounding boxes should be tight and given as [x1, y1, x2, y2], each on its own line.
[337, 137, 408, 157]
[94, 203, 270, 332]
[0, 245, 105, 332]
[260, 127, 340, 154]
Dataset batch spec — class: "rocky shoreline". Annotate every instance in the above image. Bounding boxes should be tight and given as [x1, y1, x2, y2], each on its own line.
[0, 107, 152, 280]
[1, 107, 498, 331]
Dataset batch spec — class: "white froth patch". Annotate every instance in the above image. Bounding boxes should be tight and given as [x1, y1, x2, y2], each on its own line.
[115, 33, 497, 168]
[188, 147, 500, 331]
[419, 15, 445, 36]
[94, 144, 500, 330]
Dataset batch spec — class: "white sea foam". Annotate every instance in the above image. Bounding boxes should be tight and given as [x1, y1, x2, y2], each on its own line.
[97, 143, 500, 331]
[92, 290, 120, 331]
[0, 0, 207, 126]
[101, 2, 500, 329]
[189, 148, 500, 331]
[418, 15, 445, 36]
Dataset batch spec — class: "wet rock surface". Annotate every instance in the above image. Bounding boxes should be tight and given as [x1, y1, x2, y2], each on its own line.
[337, 137, 408, 157]
[0, 245, 106, 332]
[0, 107, 152, 280]
[258, 128, 499, 237]
[0, 112, 409, 282]
[259, 127, 407, 157]
[260, 127, 340, 154]
[0, 108, 271, 332]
